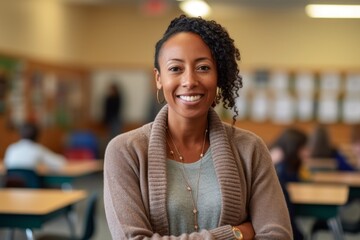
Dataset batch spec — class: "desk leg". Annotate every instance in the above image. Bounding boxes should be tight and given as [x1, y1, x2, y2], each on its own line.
[6, 229, 14, 240]
[327, 217, 344, 240]
[65, 211, 76, 239]
[25, 229, 34, 240]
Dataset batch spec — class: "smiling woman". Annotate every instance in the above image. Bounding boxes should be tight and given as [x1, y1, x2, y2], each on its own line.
[154, 32, 218, 123]
[103, 15, 292, 239]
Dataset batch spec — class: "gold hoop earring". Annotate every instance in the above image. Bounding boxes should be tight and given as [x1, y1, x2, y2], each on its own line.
[215, 87, 221, 104]
[156, 88, 165, 104]
[212, 87, 221, 107]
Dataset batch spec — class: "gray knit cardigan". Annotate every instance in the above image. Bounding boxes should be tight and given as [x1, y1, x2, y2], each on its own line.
[104, 105, 292, 239]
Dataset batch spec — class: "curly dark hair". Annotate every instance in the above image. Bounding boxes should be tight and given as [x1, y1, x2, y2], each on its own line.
[154, 15, 242, 123]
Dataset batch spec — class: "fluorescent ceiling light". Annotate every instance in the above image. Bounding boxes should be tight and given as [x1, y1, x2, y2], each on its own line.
[179, 0, 211, 17]
[306, 4, 360, 18]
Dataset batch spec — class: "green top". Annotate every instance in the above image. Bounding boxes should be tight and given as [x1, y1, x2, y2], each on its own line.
[166, 148, 221, 236]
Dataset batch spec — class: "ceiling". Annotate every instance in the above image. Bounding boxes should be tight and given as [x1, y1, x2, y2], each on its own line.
[68, 0, 308, 7]
[66, 0, 360, 8]
[64, 0, 360, 18]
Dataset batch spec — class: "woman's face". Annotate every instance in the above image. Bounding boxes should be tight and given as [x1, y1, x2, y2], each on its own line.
[154, 32, 217, 121]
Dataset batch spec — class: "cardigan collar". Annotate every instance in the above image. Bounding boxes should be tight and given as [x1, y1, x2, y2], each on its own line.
[148, 105, 243, 235]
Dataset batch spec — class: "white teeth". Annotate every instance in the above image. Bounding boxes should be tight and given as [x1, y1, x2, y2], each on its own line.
[179, 95, 201, 102]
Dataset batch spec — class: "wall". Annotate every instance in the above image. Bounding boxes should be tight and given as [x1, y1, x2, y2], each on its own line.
[0, 0, 359, 157]
[0, 1, 359, 70]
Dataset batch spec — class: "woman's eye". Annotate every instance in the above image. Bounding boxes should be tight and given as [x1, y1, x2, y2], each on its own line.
[197, 65, 210, 71]
[169, 66, 182, 72]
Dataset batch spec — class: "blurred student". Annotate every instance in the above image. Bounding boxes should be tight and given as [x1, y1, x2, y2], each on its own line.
[270, 127, 310, 240]
[308, 124, 355, 171]
[350, 124, 360, 169]
[311, 124, 360, 235]
[4, 121, 66, 171]
[270, 128, 310, 183]
[103, 82, 123, 140]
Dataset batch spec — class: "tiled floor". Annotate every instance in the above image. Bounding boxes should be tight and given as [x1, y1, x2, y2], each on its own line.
[1, 172, 359, 240]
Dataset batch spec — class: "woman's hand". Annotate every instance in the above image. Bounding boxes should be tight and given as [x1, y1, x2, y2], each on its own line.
[235, 222, 255, 240]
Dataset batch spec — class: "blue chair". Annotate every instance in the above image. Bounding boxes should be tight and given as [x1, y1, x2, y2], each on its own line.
[66, 131, 99, 159]
[5, 169, 42, 188]
[37, 192, 98, 240]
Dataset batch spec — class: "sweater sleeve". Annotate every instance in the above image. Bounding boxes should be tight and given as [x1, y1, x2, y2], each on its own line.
[104, 132, 235, 240]
[233, 130, 293, 240]
[247, 136, 293, 239]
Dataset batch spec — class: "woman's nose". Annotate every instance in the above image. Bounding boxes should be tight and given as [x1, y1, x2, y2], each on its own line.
[181, 70, 198, 88]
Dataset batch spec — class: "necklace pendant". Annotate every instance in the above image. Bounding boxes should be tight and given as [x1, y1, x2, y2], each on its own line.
[186, 186, 192, 191]
[200, 153, 204, 158]
[179, 156, 183, 161]
[194, 225, 199, 230]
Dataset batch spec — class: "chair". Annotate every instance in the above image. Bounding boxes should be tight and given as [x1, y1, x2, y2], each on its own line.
[64, 148, 96, 162]
[66, 131, 99, 159]
[310, 216, 360, 239]
[37, 192, 98, 240]
[4, 169, 42, 188]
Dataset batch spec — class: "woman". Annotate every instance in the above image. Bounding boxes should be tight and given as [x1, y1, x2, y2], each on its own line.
[104, 15, 292, 239]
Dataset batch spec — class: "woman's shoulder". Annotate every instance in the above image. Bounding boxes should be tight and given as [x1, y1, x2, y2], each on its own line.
[104, 123, 153, 170]
[106, 123, 151, 152]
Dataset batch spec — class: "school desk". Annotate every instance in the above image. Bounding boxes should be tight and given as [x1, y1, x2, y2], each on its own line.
[305, 158, 337, 172]
[287, 182, 349, 240]
[0, 160, 103, 188]
[311, 171, 360, 199]
[0, 188, 87, 240]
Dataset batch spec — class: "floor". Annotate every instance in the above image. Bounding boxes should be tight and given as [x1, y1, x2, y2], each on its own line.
[1, 172, 359, 240]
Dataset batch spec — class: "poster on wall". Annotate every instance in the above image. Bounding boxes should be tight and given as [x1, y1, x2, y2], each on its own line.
[319, 71, 341, 97]
[317, 96, 339, 123]
[295, 71, 315, 96]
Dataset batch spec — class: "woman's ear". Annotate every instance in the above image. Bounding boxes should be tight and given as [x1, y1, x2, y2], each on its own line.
[154, 68, 162, 89]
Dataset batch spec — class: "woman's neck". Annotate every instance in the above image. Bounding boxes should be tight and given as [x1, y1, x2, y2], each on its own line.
[166, 114, 209, 163]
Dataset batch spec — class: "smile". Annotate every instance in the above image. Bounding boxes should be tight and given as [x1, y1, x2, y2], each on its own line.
[178, 95, 202, 102]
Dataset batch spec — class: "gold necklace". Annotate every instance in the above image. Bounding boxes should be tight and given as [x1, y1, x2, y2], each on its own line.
[167, 127, 208, 232]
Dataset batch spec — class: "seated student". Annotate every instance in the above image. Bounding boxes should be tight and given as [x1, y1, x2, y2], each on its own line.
[270, 128, 310, 182]
[310, 124, 360, 235]
[308, 124, 355, 171]
[4, 121, 66, 171]
[270, 127, 310, 240]
[350, 124, 360, 169]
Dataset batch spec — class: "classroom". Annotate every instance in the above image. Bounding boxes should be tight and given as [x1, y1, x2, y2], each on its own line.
[0, 0, 360, 239]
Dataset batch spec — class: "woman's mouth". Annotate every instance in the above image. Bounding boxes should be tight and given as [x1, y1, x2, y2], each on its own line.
[178, 95, 202, 102]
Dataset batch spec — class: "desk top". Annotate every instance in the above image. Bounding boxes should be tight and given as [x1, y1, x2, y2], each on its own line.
[287, 182, 349, 205]
[0, 189, 87, 215]
[0, 160, 103, 177]
[304, 158, 337, 170]
[311, 171, 360, 187]
[38, 160, 103, 177]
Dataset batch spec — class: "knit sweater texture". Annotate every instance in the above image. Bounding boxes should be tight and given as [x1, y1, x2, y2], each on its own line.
[104, 105, 292, 239]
